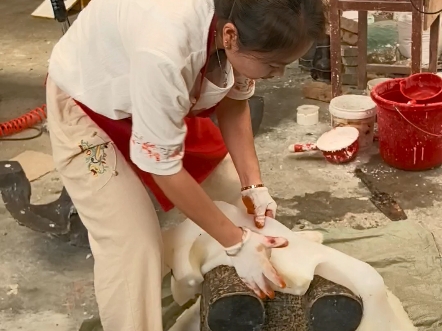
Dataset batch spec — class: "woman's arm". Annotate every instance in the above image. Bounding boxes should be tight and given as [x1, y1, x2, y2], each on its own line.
[152, 169, 243, 247]
[153, 169, 288, 299]
[216, 97, 277, 227]
[128, 52, 241, 247]
[128, 51, 285, 297]
[215, 97, 262, 186]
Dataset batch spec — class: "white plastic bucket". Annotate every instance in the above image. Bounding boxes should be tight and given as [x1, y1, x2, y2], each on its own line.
[395, 12, 442, 65]
[367, 78, 393, 94]
[329, 95, 377, 150]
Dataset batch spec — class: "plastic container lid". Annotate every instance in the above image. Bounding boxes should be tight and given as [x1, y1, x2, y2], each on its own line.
[329, 95, 377, 120]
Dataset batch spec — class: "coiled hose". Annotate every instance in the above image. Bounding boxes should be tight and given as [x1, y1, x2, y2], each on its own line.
[0, 105, 47, 141]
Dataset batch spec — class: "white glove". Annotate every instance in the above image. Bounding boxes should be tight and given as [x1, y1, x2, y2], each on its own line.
[224, 227, 288, 299]
[241, 186, 277, 228]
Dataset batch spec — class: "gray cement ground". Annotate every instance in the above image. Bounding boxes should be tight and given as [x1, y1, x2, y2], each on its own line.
[1, 1, 442, 330]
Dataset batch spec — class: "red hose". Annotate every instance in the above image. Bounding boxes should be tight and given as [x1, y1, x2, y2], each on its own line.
[0, 105, 47, 138]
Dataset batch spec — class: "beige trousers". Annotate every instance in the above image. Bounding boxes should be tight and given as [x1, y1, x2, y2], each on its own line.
[46, 77, 243, 331]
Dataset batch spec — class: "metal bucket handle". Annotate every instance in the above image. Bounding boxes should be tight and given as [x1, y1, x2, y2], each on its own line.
[393, 106, 442, 138]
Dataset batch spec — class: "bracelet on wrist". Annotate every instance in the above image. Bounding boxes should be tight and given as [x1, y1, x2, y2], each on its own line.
[241, 183, 265, 192]
[225, 227, 251, 257]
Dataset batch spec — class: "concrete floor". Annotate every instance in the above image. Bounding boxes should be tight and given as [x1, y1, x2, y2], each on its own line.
[1, 1, 442, 330]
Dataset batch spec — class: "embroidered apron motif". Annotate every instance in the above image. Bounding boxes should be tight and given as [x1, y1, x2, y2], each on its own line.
[79, 140, 110, 176]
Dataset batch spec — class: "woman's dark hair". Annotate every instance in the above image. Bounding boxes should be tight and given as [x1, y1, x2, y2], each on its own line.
[214, 0, 327, 54]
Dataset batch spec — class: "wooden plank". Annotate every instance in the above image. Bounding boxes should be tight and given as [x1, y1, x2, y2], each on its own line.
[302, 82, 355, 103]
[429, 14, 440, 72]
[366, 64, 437, 74]
[366, 64, 411, 75]
[358, 11, 368, 90]
[330, 0, 342, 97]
[411, 0, 423, 73]
[424, 0, 442, 30]
[10, 151, 55, 182]
[31, 0, 79, 19]
[338, 1, 412, 12]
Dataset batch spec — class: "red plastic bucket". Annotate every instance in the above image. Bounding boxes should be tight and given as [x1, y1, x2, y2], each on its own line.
[371, 78, 442, 170]
[399, 73, 442, 103]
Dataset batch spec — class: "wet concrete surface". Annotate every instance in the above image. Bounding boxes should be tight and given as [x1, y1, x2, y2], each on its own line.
[275, 191, 375, 228]
[360, 154, 442, 210]
[272, 152, 442, 228]
[2, 0, 442, 330]
[257, 82, 332, 135]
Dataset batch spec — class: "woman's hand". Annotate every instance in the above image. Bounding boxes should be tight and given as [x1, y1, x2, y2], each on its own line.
[241, 186, 277, 228]
[224, 227, 288, 299]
